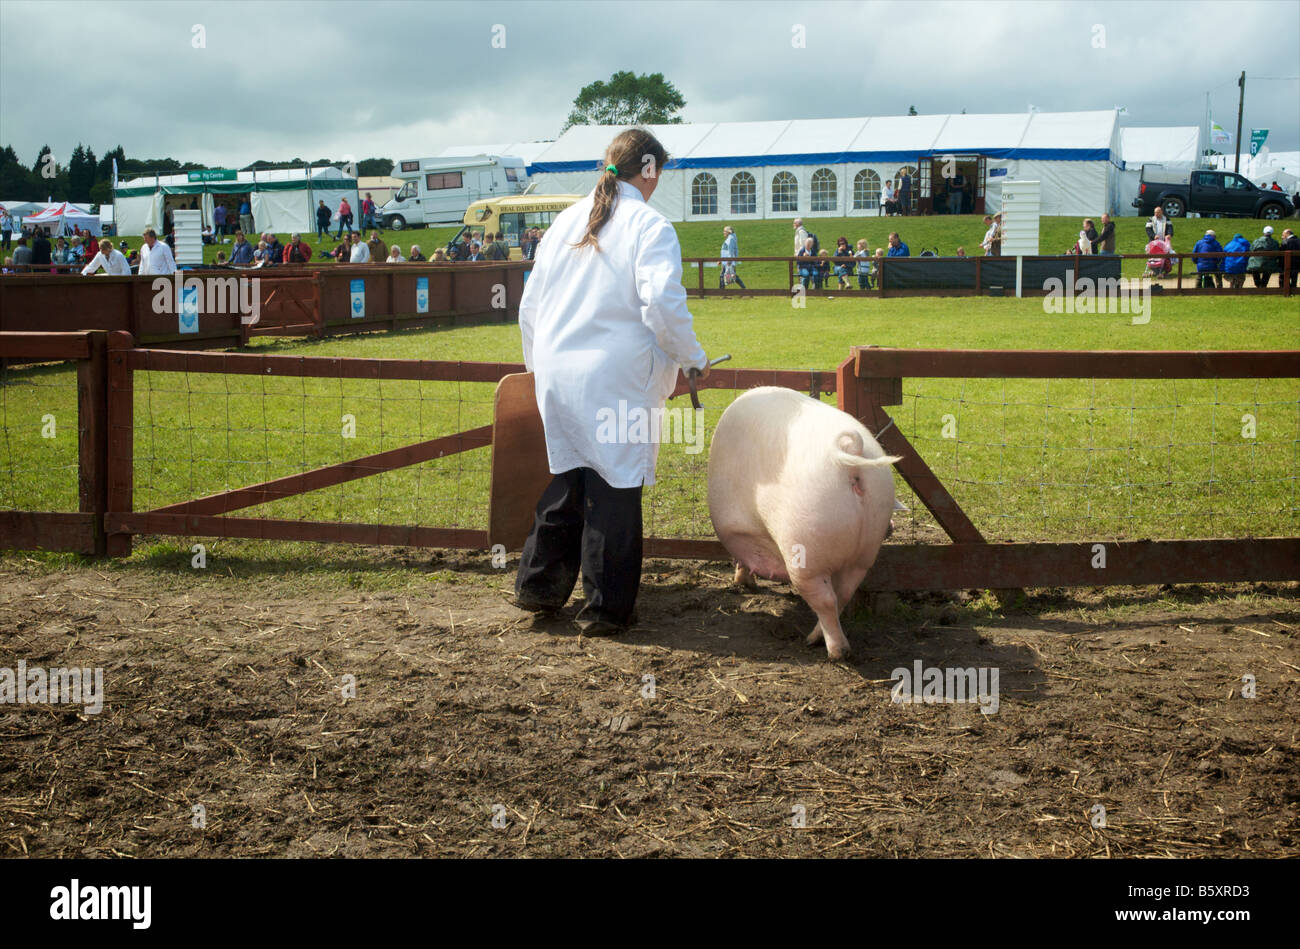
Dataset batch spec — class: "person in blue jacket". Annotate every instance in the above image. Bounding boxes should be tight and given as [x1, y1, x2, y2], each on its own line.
[887, 232, 910, 257]
[1221, 233, 1250, 289]
[1193, 229, 1223, 289]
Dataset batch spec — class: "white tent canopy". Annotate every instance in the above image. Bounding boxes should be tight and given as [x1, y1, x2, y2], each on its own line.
[20, 201, 100, 236]
[461, 110, 1122, 220]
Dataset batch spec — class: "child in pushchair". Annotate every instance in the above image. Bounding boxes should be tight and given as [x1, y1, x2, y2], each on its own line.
[1144, 234, 1173, 277]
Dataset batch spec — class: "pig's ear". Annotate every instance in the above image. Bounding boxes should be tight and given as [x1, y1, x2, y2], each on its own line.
[893, 498, 908, 512]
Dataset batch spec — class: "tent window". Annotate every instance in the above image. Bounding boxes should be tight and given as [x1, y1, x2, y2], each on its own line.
[426, 172, 463, 190]
[771, 171, 798, 212]
[730, 172, 756, 215]
[691, 173, 718, 215]
[853, 169, 881, 210]
[810, 168, 837, 212]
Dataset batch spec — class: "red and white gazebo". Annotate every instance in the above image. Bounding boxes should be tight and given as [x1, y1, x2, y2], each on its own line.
[22, 202, 101, 236]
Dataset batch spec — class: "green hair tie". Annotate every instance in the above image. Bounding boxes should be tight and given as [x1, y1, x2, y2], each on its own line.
[605, 164, 618, 174]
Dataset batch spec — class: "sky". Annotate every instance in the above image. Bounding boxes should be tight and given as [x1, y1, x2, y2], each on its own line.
[1, 0, 1297, 170]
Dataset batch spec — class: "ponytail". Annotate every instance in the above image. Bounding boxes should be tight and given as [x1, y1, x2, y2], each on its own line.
[572, 127, 668, 253]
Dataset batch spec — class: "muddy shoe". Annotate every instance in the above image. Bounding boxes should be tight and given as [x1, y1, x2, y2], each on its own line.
[511, 594, 564, 614]
[574, 618, 627, 637]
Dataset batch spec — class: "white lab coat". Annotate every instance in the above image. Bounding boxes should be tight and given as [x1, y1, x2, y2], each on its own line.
[519, 179, 707, 489]
[139, 240, 176, 275]
[81, 248, 131, 276]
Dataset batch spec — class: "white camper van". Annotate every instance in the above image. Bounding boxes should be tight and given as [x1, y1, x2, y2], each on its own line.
[379, 155, 528, 230]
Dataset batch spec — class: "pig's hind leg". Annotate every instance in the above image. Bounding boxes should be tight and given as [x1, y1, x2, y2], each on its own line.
[795, 574, 852, 661]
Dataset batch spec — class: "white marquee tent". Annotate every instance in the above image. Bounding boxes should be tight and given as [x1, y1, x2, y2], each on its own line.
[455, 110, 1124, 220]
[1117, 126, 1203, 213]
[113, 165, 359, 236]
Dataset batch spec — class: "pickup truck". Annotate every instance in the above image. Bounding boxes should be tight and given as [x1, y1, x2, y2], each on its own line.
[1132, 166, 1294, 219]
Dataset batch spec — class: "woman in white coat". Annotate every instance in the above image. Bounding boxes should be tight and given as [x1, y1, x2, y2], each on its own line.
[514, 128, 711, 635]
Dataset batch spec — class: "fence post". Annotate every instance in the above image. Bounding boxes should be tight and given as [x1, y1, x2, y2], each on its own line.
[77, 330, 109, 556]
[697, 257, 704, 298]
[1176, 253, 1183, 292]
[1285, 250, 1293, 298]
[975, 255, 982, 296]
[105, 331, 134, 557]
[313, 272, 325, 336]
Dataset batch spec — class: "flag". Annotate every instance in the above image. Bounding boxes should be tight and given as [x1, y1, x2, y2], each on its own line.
[1210, 122, 1232, 146]
[1249, 129, 1269, 156]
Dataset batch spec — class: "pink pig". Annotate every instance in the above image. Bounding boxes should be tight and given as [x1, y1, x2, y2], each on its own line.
[707, 387, 901, 660]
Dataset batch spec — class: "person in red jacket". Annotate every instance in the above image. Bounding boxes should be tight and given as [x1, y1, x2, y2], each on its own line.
[335, 197, 353, 239]
[282, 233, 312, 264]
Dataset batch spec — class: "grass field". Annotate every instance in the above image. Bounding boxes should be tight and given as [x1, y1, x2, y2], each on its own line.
[3, 294, 1296, 560]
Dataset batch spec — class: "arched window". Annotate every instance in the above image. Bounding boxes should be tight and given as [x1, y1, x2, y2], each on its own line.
[730, 172, 756, 215]
[810, 168, 837, 212]
[771, 171, 798, 213]
[691, 173, 718, 216]
[853, 169, 881, 210]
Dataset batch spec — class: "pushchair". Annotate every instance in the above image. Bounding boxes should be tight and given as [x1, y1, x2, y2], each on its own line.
[1144, 240, 1173, 277]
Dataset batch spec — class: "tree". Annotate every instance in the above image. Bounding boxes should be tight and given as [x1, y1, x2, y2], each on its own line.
[562, 71, 685, 132]
[908, 105, 918, 116]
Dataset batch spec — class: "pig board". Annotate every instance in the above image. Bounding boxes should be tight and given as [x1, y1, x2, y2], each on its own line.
[487, 372, 552, 551]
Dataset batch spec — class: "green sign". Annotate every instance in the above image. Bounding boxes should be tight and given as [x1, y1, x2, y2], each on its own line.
[1249, 129, 1269, 157]
[187, 169, 237, 182]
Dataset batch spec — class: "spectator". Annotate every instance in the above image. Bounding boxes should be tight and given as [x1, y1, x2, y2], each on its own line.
[833, 236, 853, 289]
[315, 200, 332, 242]
[139, 227, 176, 275]
[955, 246, 967, 258]
[81, 240, 130, 276]
[483, 231, 507, 261]
[332, 240, 350, 263]
[360, 192, 379, 231]
[335, 197, 353, 239]
[348, 231, 370, 263]
[871, 248, 885, 286]
[367, 231, 387, 263]
[887, 232, 910, 257]
[1269, 180, 1283, 192]
[796, 236, 817, 290]
[1193, 229, 1223, 289]
[386, 246, 406, 263]
[816, 249, 831, 289]
[229, 229, 254, 265]
[0, 207, 12, 249]
[409, 245, 426, 262]
[466, 241, 484, 262]
[881, 179, 897, 216]
[32, 229, 52, 267]
[1, 256, 11, 273]
[898, 170, 912, 215]
[201, 224, 215, 245]
[1280, 228, 1300, 290]
[12, 237, 31, 269]
[520, 227, 538, 260]
[70, 235, 87, 263]
[793, 218, 808, 257]
[1094, 213, 1116, 255]
[432, 248, 447, 262]
[720, 225, 745, 289]
[239, 197, 253, 235]
[213, 203, 227, 236]
[263, 232, 284, 265]
[1145, 206, 1173, 241]
[215, 251, 228, 265]
[283, 233, 312, 264]
[253, 241, 267, 264]
[1247, 225, 1280, 288]
[1082, 219, 1099, 255]
[854, 239, 871, 288]
[53, 236, 70, 265]
[981, 214, 1001, 256]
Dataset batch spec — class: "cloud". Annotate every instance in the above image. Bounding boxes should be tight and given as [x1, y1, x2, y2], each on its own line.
[0, 0, 1295, 169]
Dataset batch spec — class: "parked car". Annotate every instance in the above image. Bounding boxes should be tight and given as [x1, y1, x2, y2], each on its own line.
[1133, 166, 1294, 220]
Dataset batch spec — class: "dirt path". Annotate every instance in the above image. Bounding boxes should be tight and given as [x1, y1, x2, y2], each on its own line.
[1, 552, 1296, 857]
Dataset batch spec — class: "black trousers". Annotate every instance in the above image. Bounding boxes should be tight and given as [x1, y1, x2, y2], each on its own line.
[515, 467, 643, 626]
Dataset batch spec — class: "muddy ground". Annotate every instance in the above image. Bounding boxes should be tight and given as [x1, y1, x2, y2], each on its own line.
[1, 548, 1296, 858]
